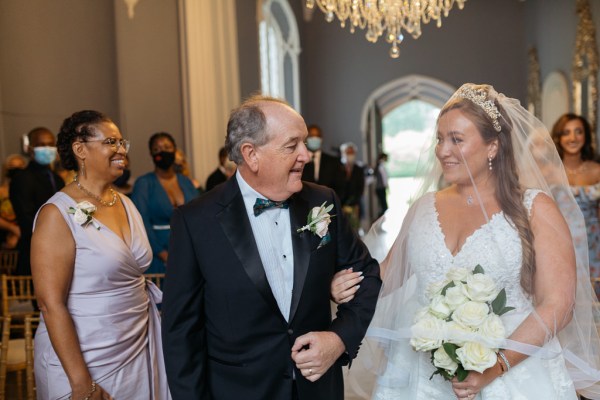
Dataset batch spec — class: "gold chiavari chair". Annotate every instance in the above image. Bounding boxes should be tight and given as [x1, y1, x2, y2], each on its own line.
[0, 251, 18, 276]
[0, 316, 11, 400]
[24, 316, 38, 400]
[1, 275, 35, 332]
[145, 273, 165, 290]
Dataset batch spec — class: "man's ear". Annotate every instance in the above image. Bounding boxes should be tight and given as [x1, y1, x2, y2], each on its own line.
[240, 143, 259, 173]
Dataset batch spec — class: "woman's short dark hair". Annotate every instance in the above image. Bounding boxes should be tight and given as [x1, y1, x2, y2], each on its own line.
[148, 132, 176, 153]
[551, 113, 595, 161]
[57, 110, 112, 171]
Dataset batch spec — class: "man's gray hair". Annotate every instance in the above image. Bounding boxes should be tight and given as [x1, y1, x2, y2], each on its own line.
[225, 95, 291, 165]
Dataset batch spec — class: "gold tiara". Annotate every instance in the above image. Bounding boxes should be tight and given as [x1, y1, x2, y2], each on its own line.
[456, 86, 502, 132]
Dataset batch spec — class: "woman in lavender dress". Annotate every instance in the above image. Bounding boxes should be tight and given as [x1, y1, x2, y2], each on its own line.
[31, 111, 170, 399]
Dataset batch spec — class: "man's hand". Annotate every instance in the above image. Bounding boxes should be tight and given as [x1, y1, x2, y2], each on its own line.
[291, 331, 345, 382]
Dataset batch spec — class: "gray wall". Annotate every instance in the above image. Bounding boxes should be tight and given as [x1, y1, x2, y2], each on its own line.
[0, 0, 183, 178]
[236, 0, 528, 159]
[0, 0, 119, 156]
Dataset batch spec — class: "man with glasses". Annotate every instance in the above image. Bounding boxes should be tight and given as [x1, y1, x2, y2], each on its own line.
[10, 127, 65, 275]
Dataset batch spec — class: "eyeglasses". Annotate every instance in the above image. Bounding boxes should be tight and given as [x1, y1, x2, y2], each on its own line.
[83, 137, 130, 153]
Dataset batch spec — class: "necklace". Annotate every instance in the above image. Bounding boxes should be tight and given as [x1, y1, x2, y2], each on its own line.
[73, 174, 118, 207]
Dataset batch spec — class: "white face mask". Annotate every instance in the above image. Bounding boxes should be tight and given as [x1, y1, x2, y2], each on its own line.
[306, 137, 322, 152]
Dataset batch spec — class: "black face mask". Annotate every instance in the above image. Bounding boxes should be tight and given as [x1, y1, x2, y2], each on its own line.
[152, 151, 176, 170]
[113, 169, 131, 187]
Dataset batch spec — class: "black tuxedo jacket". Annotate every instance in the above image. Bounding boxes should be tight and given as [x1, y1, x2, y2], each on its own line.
[301, 151, 344, 198]
[9, 161, 64, 275]
[162, 177, 381, 400]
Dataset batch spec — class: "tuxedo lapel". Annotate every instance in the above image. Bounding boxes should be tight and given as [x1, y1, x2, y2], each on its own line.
[216, 179, 282, 319]
[289, 192, 312, 323]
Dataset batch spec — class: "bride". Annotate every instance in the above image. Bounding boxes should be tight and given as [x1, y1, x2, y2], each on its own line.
[334, 83, 600, 399]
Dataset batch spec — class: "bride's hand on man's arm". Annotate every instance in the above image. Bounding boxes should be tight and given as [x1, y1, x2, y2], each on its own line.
[330, 268, 364, 304]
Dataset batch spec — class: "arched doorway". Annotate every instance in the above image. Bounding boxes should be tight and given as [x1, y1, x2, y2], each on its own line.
[360, 75, 455, 240]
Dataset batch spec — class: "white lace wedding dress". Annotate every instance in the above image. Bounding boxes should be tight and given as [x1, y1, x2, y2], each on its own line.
[372, 190, 578, 400]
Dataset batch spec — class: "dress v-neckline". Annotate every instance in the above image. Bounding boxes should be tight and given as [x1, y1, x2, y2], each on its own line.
[60, 191, 134, 249]
[432, 195, 503, 259]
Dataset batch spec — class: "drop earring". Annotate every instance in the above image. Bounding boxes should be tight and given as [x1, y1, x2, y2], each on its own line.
[488, 156, 493, 171]
[81, 159, 86, 178]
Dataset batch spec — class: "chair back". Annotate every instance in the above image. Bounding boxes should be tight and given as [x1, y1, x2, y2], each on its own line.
[0, 316, 10, 400]
[1, 275, 35, 330]
[0, 252, 17, 276]
[24, 316, 39, 400]
[145, 273, 165, 290]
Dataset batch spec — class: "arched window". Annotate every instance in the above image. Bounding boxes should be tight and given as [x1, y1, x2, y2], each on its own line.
[258, 0, 301, 111]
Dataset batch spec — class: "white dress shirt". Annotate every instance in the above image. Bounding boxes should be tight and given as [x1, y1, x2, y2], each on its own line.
[236, 171, 294, 321]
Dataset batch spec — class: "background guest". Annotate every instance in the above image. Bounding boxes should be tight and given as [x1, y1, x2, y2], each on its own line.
[301, 124, 344, 198]
[32, 110, 169, 399]
[340, 142, 365, 231]
[205, 146, 233, 191]
[374, 152, 389, 217]
[174, 148, 201, 190]
[0, 154, 27, 249]
[131, 132, 198, 273]
[551, 113, 600, 296]
[10, 127, 64, 275]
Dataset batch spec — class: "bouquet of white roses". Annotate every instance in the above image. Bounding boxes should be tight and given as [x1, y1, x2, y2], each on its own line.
[410, 265, 514, 381]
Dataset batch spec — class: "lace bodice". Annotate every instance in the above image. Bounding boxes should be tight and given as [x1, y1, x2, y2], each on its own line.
[408, 190, 541, 333]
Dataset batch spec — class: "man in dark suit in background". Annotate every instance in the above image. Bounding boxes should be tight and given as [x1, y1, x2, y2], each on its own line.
[301, 124, 344, 198]
[10, 127, 64, 275]
[162, 96, 381, 400]
[205, 147, 230, 191]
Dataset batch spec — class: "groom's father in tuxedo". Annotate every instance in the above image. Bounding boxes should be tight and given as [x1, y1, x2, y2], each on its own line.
[162, 96, 381, 400]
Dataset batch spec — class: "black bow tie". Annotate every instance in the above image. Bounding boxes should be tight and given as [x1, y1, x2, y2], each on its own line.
[253, 198, 290, 216]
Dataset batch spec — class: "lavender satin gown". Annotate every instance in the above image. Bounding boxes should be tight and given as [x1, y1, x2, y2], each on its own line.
[33, 192, 171, 399]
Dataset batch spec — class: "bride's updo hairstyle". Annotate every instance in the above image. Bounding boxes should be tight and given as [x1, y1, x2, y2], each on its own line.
[438, 84, 536, 295]
[57, 110, 113, 172]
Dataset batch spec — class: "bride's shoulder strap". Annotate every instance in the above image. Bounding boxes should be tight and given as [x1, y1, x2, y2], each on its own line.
[523, 188, 544, 217]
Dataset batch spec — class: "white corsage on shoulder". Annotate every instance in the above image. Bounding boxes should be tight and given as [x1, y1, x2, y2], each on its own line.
[297, 201, 334, 248]
[67, 201, 100, 230]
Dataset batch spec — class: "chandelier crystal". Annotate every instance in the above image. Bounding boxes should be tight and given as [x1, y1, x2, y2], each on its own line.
[305, 0, 467, 58]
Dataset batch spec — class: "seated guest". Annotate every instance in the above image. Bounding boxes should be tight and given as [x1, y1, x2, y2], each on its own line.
[205, 146, 234, 191]
[0, 154, 27, 249]
[32, 110, 170, 399]
[301, 124, 344, 198]
[10, 127, 64, 275]
[131, 132, 198, 273]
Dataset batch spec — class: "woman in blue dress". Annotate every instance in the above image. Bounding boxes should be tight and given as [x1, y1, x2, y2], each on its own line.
[131, 132, 198, 273]
[551, 114, 600, 297]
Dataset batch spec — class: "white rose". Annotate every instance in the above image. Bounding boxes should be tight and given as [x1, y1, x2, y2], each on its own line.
[456, 342, 497, 373]
[426, 280, 447, 299]
[433, 346, 459, 375]
[446, 267, 471, 282]
[410, 315, 446, 352]
[452, 301, 489, 328]
[429, 294, 452, 319]
[78, 201, 96, 213]
[444, 283, 469, 311]
[311, 207, 320, 219]
[478, 314, 506, 342]
[314, 215, 331, 238]
[446, 321, 475, 347]
[414, 307, 430, 323]
[463, 273, 498, 302]
[73, 208, 89, 225]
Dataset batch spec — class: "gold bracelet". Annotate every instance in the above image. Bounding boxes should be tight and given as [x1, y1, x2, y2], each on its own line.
[69, 381, 97, 400]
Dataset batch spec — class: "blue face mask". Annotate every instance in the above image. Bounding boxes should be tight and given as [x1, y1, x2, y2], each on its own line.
[33, 146, 57, 165]
[306, 137, 322, 152]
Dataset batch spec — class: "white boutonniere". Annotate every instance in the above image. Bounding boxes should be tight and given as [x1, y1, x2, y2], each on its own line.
[67, 201, 100, 230]
[297, 202, 334, 248]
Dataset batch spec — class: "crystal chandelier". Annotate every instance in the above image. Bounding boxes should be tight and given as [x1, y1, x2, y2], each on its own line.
[305, 0, 467, 58]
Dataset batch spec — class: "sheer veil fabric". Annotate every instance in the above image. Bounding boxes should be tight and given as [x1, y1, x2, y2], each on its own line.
[348, 84, 600, 399]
